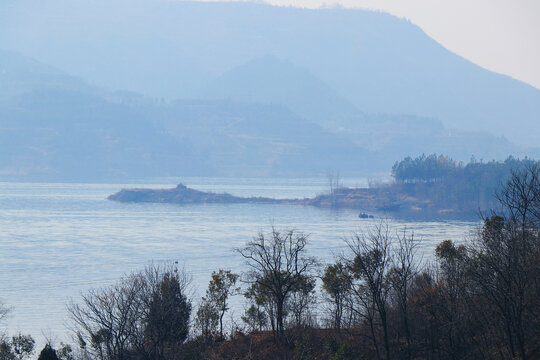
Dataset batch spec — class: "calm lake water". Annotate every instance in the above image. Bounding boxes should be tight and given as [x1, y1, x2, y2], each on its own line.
[0, 178, 477, 344]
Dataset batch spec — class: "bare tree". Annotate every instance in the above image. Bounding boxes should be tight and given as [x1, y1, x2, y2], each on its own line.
[327, 170, 342, 207]
[0, 300, 10, 345]
[434, 240, 470, 359]
[389, 229, 418, 360]
[68, 263, 191, 360]
[496, 163, 540, 227]
[468, 164, 540, 360]
[236, 227, 318, 336]
[68, 276, 144, 360]
[0, 301, 10, 325]
[469, 219, 537, 359]
[346, 222, 393, 360]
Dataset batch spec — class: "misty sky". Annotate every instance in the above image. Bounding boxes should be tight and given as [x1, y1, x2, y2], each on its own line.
[195, 0, 540, 90]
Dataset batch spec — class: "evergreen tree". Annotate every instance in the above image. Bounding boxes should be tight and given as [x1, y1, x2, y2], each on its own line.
[37, 345, 58, 360]
[145, 272, 192, 359]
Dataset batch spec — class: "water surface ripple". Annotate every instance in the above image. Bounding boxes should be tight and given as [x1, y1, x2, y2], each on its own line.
[0, 179, 477, 342]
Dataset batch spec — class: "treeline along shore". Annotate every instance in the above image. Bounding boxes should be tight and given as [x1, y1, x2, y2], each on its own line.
[108, 155, 539, 219]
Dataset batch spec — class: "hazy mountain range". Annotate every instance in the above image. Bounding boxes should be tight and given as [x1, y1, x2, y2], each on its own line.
[1, 50, 371, 180]
[0, 0, 538, 181]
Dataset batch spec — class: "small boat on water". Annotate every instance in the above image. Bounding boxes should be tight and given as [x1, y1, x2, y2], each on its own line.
[359, 212, 374, 219]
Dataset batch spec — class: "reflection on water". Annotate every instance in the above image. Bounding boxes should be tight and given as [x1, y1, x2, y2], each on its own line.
[0, 179, 477, 342]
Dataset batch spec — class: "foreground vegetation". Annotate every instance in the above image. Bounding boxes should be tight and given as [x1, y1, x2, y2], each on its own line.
[1, 164, 538, 360]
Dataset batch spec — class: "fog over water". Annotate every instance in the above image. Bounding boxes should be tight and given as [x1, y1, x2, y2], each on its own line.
[0, 178, 477, 344]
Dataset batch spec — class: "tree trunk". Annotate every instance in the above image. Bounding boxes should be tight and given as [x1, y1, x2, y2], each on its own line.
[276, 300, 285, 334]
[380, 310, 391, 360]
[368, 314, 381, 360]
[403, 308, 412, 360]
[219, 312, 224, 339]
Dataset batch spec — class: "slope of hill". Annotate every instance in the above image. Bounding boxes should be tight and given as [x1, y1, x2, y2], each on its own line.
[1, 0, 539, 146]
[0, 89, 207, 181]
[0, 51, 369, 180]
[334, 113, 533, 162]
[196, 55, 537, 162]
[0, 49, 95, 100]
[197, 55, 359, 127]
[144, 99, 370, 177]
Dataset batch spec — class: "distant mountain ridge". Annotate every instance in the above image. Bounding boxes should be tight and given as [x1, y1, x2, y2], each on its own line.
[1, 0, 539, 146]
[0, 50, 372, 180]
[197, 55, 359, 127]
[0, 49, 95, 101]
[1, 49, 538, 181]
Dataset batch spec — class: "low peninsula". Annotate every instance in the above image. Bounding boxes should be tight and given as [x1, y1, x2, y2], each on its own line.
[107, 183, 404, 213]
[108, 183, 292, 205]
[108, 155, 539, 219]
[107, 181, 479, 219]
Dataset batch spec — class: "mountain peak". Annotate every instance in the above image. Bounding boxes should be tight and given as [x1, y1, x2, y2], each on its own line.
[198, 55, 359, 126]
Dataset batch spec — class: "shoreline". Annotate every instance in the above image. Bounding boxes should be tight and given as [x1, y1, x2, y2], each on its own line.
[108, 183, 481, 220]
